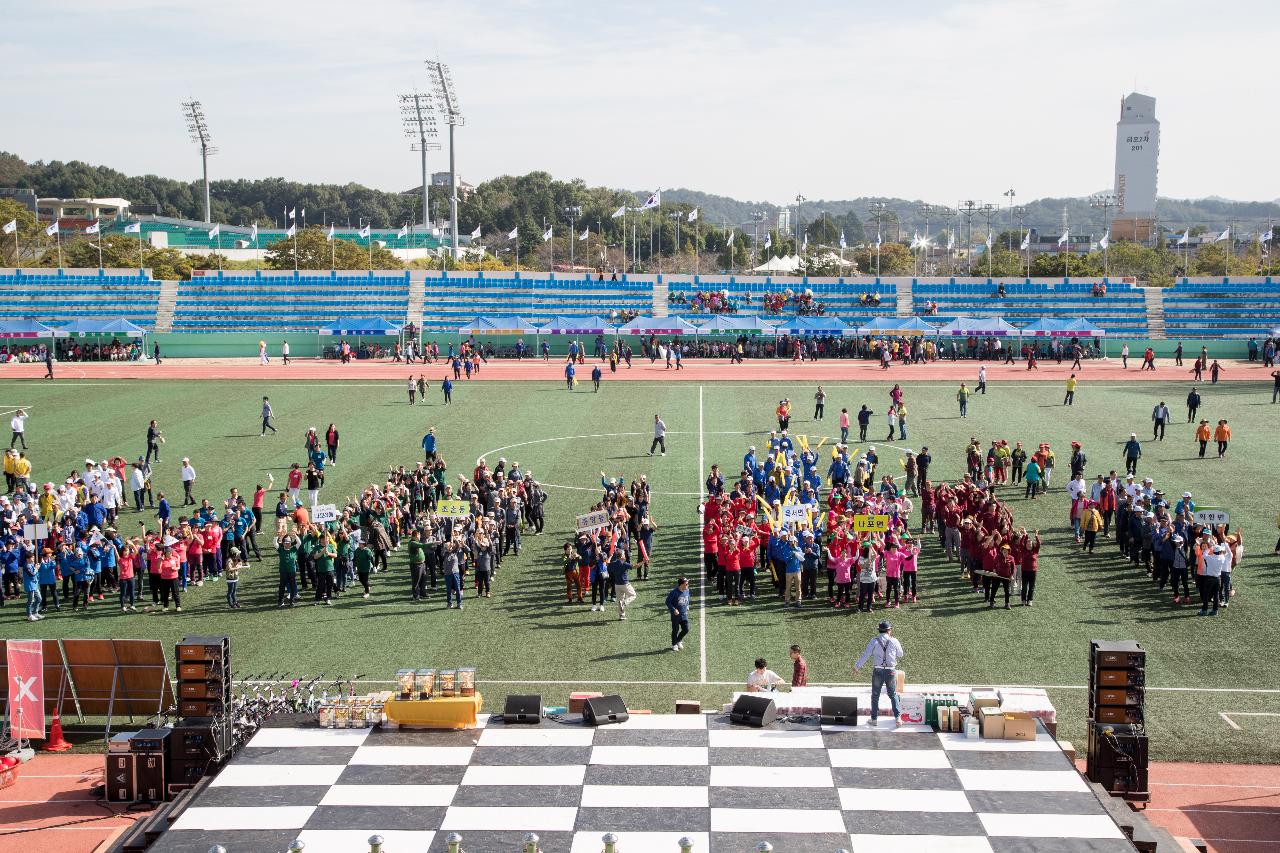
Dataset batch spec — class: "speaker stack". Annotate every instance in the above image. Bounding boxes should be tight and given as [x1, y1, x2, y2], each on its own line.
[730, 694, 777, 728]
[1086, 640, 1149, 802]
[172, 635, 234, 795]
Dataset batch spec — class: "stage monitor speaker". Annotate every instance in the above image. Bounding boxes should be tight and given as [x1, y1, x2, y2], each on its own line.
[730, 694, 778, 728]
[583, 694, 629, 726]
[105, 753, 136, 803]
[820, 695, 858, 726]
[134, 753, 166, 803]
[503, 694, 544, 724]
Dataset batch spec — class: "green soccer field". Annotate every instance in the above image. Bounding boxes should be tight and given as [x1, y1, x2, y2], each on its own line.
[2, 376, 1277, 763]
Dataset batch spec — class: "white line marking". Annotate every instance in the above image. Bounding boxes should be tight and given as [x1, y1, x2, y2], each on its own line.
[1219, 712, 1280, 716]
[698, 384, 707, 684]
[1152, 782, 1280, 789]
[1221, 712, 1243, 730]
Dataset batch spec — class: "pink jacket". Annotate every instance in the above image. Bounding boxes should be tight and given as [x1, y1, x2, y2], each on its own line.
[883, 550, 903, 578]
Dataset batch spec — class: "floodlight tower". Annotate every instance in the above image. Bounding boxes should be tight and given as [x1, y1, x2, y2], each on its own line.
[182, 100, 216, 223]
[425, 60, 465, 260]
[400, 92, 440, 231]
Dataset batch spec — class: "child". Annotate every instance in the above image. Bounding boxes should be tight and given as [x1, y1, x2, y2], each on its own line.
[832, 547, 853, 609]
[225, 546, 247, 609]
[883, 541, 903, 609]
[118, 542, 138, 612]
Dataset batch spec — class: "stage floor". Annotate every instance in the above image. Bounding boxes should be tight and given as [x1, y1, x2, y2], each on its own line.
[152, 713, 1131, 853]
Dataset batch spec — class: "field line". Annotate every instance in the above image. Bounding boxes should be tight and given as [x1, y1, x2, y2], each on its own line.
[1221, 712, 1243, 730]
[698, 384, 707, 684]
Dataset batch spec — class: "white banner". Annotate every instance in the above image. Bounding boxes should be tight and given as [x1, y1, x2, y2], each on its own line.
[1193, 507, 1229, 527]
[311, 504, 339, 524]
[576, 510, 610, 534]
[780, 503, 809, 524]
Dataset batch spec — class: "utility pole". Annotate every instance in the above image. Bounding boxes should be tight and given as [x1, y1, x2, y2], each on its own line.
[957, 200, 980, 276]
[795, 194, 806, 267]
[1013, 206, 1029, 278]
[868, 201, 889, 277]
[933, 206, 957, 274]
[979, 203, 996, 277]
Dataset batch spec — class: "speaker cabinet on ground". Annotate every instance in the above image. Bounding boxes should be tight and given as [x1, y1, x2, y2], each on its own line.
[820, 695, 858, 726]
[730, 694, 778, 728]
[503, 694, 544, 724]
[582, 694, 629, 726]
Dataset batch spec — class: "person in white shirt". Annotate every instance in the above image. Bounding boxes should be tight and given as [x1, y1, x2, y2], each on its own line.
[976, 365, 987, 395]
[129, 463, 146, 512]
[855, 620, 905, 725]
[746, 658, 785, 692]
[10, 409, 27, 450]
[180, 458, 197, 506]
[1199, 543, 1230, 617]
[282, 340, 291, 365]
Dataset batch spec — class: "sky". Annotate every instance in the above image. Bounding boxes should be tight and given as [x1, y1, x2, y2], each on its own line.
[5, 0, 1277, 206]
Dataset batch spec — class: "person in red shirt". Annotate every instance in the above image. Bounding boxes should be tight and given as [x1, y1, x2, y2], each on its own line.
[1019, 529, 1041, 606]
[990, 543, 1015, 609]
[790, 645, 808, 687]
[252, 485, 267, 533]
[159, 547, 181, 612]
[202, 521, 223, 580]
[722, 534, 742, 605]
[185, 525, 203, 586]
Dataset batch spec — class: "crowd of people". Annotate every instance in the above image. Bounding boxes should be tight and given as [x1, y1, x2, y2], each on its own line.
[54, 339, 145, 362]
[562, 474, 658, 619]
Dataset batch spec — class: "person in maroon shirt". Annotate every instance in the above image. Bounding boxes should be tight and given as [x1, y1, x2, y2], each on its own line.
[1019, 529, 1041, 606]
[790, 645, 808, 687]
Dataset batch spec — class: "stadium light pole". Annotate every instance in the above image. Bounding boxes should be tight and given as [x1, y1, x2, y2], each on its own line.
[425, 60, 465, 266]
[399, 92, 440, 244]
[181, 100, 216, 224]
[1013, 206, 1029, 277]
[958, 200, 980, 276]
[1002, 188, 1016, 250]
[795, 194, 806, 268]
[868, 201, 889, 277]
[978, 203, 996, 277]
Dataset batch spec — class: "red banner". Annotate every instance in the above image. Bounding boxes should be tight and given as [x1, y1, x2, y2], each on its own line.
[6, 640, 44, 739]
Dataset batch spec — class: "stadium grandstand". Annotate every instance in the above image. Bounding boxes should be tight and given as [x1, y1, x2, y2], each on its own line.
[3, 267, 1279, 339]
[101, 217, 461, 253]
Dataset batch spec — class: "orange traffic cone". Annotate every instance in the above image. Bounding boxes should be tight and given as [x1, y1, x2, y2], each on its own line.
[42, 709, 72, 752]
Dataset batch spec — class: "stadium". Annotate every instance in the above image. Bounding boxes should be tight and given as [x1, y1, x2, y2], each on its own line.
[4, 12, 1280, 853]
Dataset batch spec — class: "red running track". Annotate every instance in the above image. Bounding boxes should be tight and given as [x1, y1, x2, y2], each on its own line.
[4, 357, 1272, 383]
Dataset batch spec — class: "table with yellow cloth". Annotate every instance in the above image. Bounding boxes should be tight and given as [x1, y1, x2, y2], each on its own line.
[383, 693, 483, 729]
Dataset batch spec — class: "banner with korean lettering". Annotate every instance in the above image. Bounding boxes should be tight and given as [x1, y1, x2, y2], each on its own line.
[853, 514, 890, 532]
[436, 500, 471, 519]
[6, 640, 45, 739]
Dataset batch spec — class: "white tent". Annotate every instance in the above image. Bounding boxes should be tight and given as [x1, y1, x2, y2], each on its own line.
[751, 255, 801, 273]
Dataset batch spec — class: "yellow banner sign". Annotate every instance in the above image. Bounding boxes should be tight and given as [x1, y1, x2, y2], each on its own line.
[853, 514, 890, 532]
[436, 499, 471, 518]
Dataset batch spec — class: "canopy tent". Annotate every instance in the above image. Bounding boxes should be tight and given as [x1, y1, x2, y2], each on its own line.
[455, 315, 538, 336]
[0, 320, 55, 339]
[771, 316, 849, 335]
[54, 318, 148, 338]
[617, 315, 701, 336]
[691, 314, 778, 335]
[889, 316, 939, 336]
[750, 255, 801, 273]
[536, 315, 616, 335]
[937, 316, 1020, 337]
[856, 317, 907, 336]
[319, 317, 403, 336]
[1062, 318, 1106, 338]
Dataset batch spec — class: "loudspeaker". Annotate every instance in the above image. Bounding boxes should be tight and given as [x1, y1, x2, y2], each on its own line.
[730, 694, 777, 728]
[503, 694, 543, 724]
[820, 695, 859, 726]
[582, 694, 629, 726]
[134, 753, 166, 803]
[105, 753, 136, 803]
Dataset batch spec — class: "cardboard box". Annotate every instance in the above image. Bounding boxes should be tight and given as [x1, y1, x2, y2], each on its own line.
[970, 690, 1000, 714]
[1003, 711, 1036, 741]
[980, 706, 1005, 739]
[895, 670, 907, 693]
[569, 692, 603, 714]
[898, 695, 925, 725]
[949, 706, 961, 732]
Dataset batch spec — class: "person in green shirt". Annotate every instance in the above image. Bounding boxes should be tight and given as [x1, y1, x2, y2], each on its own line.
[335, 527, 352, 594]
[407, 530, 428, 601]
[314, 530, 337, 605]
[957, 383, 970, 418]
[354, 540, 374, 599]
[276, 532, 299, 607]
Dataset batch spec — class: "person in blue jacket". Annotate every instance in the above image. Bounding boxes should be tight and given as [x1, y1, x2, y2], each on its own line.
[564, 360, 576, 391]
[666, 577, 690, 651]
[24, 551, 42, 620]
[38, 549, 59, 612]
[441, 376, 453, 405]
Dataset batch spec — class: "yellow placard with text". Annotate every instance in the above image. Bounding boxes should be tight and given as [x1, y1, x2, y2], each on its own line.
[853, 514, 890, 532]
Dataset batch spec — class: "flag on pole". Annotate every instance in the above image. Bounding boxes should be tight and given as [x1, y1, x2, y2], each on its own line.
[2, 219, 16, 235]
[946, 232, 955, 251]
[764, 232, 772, 250]
[1260, 227, 1272, 244]
[687, 208, 698, 223]
[1057, 231, 1069, 247]
[325, 224, 335, 241]
[875, 234, 882, 248]
[802, 233, 808, 250]
[1177, 229, 1190, 246]
[985, 232, 993, 249]
[507, 227, 519, 240]
[358, 224, 371, 239]
[124, 221, 141, 234]
[541, 226, 552, 242]
[300, 207, 306, 220]
[250, 223, 258, 242]
[1213, 227, 1229, 243]
[611, 205, 626, 219]
[640, 191, 660, 210]
[397, 224, 409, 239]
[470, 225, 482, 239]
[85, 220, 100, 235]
[839, 230, 846, 250]
[288, 208, 297, 220]
[909, 232, 921, 250]
[1099, 231, 1110, 250]
[1019, 232, 1029, 251]
[45, 221, 59, 236]
[578, 229, 589, 241]
[286, 224, 297, 238]
[726, 230, 734, 246]
[208, 224, 220, 239]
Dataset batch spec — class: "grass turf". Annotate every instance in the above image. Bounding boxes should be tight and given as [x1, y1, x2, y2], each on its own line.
[1, 376, 1277, 764]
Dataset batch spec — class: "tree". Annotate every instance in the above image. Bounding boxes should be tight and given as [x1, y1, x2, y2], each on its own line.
[806, 217, 841, 246]
[0, 199, 40, 266]
[1191, 243, 1257, 276]
[263, 228, 402, 270]
[853, 242, 913, 275]
[1029, 251, 1100, 277]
